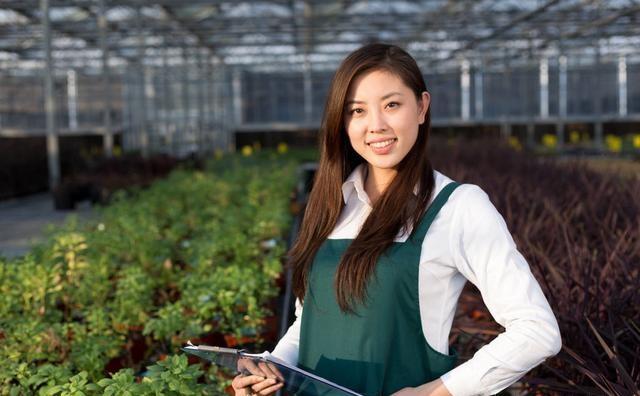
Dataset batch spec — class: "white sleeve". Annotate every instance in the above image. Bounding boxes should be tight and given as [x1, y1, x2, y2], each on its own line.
[440, 185, 562, 396]
[270, 298, 303, 365]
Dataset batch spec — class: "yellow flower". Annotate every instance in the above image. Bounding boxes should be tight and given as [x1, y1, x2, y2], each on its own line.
[507, 136, 522, 151]
[542, 134, 557, 148]
[605, 135, 622, 153]
[241, 145, 253, 156]
[277, 142, 288, 154]
[632, 134, 640, 149]
[569, 131, 580, 144]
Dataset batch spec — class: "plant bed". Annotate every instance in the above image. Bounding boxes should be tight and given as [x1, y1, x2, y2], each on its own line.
[0, 149, 300, 394]
[430, 137, 640, 395]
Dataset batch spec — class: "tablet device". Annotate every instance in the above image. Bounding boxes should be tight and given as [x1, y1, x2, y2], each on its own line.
[182, 342, 363, 396]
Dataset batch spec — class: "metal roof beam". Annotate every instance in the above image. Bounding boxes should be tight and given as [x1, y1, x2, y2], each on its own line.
[441, 0, 561, 62]
[159, 4, 217, 55]
[1, 3, 135, 65]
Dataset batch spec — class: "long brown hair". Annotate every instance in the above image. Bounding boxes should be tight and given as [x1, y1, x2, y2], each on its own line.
[290, 43, 436, 313]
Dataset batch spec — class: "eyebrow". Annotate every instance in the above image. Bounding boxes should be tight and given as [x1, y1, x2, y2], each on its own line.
[346, 91, 403, 105]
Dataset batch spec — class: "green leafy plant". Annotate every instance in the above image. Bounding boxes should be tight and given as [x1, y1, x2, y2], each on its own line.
[24, 364, 73, 394]
[109, 266, 156, 333]
[143, 303, 200, 346]
[38, 371, 97, 396]
[0, 150, 300, 393]
[143, 355, 204, 395]
[97, 369, 142, 396]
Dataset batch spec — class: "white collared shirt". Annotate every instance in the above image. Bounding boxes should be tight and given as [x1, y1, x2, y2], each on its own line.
[272, 164, 562, 396]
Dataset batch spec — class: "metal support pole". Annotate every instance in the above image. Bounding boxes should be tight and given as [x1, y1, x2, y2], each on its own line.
[99, 0, 113, 157]
[500, 122, 512, 138]
[303, 56, 313, 125]
[526, 123, 535, 148]
[473, 65, 483, 119]
[593, 51, 603, 148]
[202, 51, 212, 149]
[461, 59, 470, 120]
[213, 57, 224, 149]
[122, 74, 130, 150]
[136, 6, 148, 157]
[618, 55, 627, 116]
[232, 67, 243, 127]
[41, 0, 60, 191]
[182, 47, 191, 156]
[145, 66, 156, 152]
[302, 0, 313, 125]
[558, 55, 568, 150]
[196, 49, 205, 154]
[594, 122, 603, 150]
[161, 43, 172, 154]
[66, 69, 78, 130]
[208, 57, 216, 149]
[556, 121, 564, 149]
[558, 55, 567, 118]
[210, 57, 217, 148]
[539, 57, 549, 118]
[225, 65, 236, 151]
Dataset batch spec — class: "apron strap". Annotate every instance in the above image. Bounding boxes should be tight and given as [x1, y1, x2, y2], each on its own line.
[409, 181, 462, 244]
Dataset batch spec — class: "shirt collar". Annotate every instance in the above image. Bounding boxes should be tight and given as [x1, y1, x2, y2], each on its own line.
[342, 163, 370, 205]
[341, 163, 421, 205]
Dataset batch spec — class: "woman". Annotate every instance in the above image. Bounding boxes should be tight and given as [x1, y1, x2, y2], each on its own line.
[232, 43, 561, 396]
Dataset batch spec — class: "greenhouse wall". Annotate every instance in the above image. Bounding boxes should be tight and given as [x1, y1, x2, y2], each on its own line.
[2, 57, 640, 156]
[425, 71, 461, 120]
[628, 63, 640, 114]
[229, 58, 640, 126]
[567, 63, 618, 116]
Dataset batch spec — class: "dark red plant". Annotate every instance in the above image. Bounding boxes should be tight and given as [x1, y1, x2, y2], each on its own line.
[431, 138, 640, 395]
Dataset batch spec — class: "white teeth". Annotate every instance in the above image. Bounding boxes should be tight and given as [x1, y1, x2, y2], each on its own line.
[369, 139, 395, 148]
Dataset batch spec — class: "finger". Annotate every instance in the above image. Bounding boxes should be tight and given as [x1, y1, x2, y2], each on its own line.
[232, 374, 245, 390]
[265, 362, 284, 381]
[258, 361, 278, 379]
[257, 381, 284, 396]
[237, 357, 257, 375]
[233, 386, 251, 396]
[240, 358, 266, 377]
[232, 375, 267, 390]
[251, 378, 279, 393]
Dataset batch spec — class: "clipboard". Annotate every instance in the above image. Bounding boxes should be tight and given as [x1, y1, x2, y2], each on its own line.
[182, 342, 363, 396]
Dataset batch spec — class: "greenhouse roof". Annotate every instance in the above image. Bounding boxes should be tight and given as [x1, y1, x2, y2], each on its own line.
[0, 0, 639, 72]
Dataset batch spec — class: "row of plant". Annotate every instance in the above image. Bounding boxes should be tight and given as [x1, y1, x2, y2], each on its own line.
[430, 137, 640, 395]
[0, 150, 301, 395]
[507, 132, 640, 155]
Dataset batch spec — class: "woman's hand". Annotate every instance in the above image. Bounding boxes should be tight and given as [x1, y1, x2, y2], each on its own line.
[231, 374, 283, 396]
[390, 378, 452, 396]
[232, 357, 284, 396]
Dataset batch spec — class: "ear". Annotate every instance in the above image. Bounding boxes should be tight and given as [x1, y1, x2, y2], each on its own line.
[418, 91, 430, 125]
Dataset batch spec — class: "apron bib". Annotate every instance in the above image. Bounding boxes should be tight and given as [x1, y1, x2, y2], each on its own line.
[298, 182, 461, 396]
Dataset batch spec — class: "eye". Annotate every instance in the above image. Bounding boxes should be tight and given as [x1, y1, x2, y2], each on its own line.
[348, 108, 364, 115]
[386, 101, 400, 109]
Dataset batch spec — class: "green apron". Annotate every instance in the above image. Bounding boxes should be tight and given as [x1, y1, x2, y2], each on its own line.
[298, 182, 461, 396]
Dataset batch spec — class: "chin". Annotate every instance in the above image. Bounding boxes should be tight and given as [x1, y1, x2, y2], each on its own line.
[367, 158, 402, 170]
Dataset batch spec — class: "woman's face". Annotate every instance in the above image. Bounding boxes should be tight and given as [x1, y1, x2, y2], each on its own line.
[344, 69, 429, 175]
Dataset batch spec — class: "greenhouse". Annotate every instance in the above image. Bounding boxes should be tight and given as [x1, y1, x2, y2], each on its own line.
[0, 0, 639, 395]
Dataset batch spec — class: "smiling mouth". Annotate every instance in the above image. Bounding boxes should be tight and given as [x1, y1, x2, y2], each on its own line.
[367, 138, 397, 148]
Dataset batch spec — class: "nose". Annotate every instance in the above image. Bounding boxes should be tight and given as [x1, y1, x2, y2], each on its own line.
[368, 108, 388, 133]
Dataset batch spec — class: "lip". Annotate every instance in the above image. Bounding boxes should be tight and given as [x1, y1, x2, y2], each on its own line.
[368, 138, 397, 155]
[366, 137, 397, 145]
